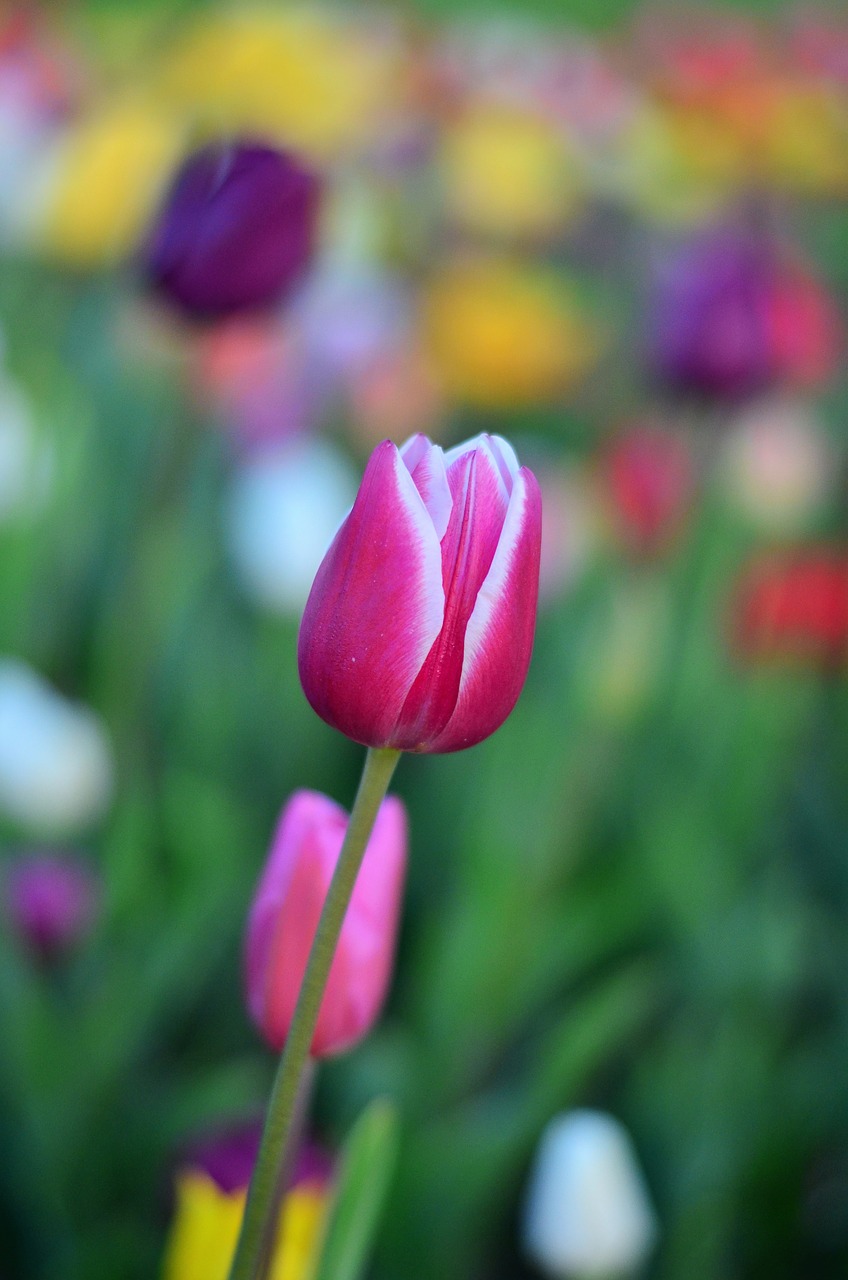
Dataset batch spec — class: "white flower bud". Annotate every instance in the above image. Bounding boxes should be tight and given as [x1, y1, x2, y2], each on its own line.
[523, 1111, 657, 1278]
[226, 441, 357, 614]
[0, 660, 113, 835]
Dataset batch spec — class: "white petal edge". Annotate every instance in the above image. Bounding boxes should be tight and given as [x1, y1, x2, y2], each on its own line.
[456, 469, 532, 694]
[403, 439, 452, 541]
[389, 445, 446, 646]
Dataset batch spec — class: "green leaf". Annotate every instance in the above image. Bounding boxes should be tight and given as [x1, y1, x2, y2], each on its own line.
[312, 1098, 400, 1280]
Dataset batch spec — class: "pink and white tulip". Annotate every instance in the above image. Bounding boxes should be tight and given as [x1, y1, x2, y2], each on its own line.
[245, 789, 407, 1058]
[298, 433, 542, 753]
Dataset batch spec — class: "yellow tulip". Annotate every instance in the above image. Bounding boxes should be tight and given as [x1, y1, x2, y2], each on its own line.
[440, 106, 581, 239]
[157, 9, 399, 161]
[34, 97, 182, 268]
[162, 1171, 328, 1280]
[424, 258, 596, 409]
[765, 83, 848, 194]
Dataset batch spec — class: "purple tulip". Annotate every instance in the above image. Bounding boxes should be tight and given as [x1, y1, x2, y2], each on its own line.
[298, 433, 542, 753]
[4, 852, 99, 960]
[649, 228, 777, 401]
[144, 142, 321, 319]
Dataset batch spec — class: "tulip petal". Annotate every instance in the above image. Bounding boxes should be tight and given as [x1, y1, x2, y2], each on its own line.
[298, 441, 444, 747]
[316, 795, 407, 1055]
[445, 433, 514, 503]
[401, 436, 452, 540]
[245, 791, 345, 1036]
[427, 467, 541, 752]
[392, 446, 508, 748]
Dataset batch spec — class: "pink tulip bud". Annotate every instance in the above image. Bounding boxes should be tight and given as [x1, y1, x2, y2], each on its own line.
[245, 790, 407, 1058]
[298, 433, 542, 752]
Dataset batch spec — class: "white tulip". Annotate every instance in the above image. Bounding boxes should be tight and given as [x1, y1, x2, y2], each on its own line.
[0, 660, 113, 835]
[523, 1111, 657, 1278]
[226, 440, 358, 614]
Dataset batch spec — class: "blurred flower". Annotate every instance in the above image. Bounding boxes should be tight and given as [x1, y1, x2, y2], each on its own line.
[789, 11, 848, 86]
[523, 1110, 657, 1279]
[732, 550, 848, 668]
[602, 103, 731, 226]
[602, 425, 694, 557]
[764, 261, 841, 389]
[245, 789, 407, 1057]
[424, 259, 596, 409]
[193, 319, 314, 452]
[3, 852, 99, 960]
[144, 140, 321, 320]
[538, 463, 598, 601]
[296, 264, 414, 392]
[0, 372, 52, 523]
[163, 1121, 331, 1280]
[765, 82, 848, 194]
[439, 106, 580, 240]
[649, 227, 839, 401]
[720, 399, 833, 531]
[298, 434, 541, 753]
[158, 10, 400, 162]
[226, 440, 357, 614]
[0, 660, 113, 835]
[347, 343, 445, 449]
[29, 96, 181, 267]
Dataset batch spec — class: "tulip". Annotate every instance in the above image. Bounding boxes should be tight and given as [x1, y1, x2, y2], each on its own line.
[246, 789, 407, 1057]
[32, 98, 181, 268]
[163, 1121, 331, 1280]
[731, 550, 848, 668]
[424, 260, 596, 409]
[603, 425, 694, 557]
[4, 852, 99, 960]
[523, 1110, 657, 1279]
[649, 227, 838, 400]
[144, 141, 321, 320]
[298, 432, 542, 753]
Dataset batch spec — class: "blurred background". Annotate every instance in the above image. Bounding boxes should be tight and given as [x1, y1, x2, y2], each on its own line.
[0, 1, 846, 1277]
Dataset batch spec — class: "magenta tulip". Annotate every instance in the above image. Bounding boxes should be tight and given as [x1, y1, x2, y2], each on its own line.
[245, 789, 406, 1058]
[298, 433, 542, 752]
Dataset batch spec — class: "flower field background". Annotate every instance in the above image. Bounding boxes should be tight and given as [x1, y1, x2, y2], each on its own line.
[0, 2, 847, 1278]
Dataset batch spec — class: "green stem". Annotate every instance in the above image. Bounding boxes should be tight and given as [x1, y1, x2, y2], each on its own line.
[228, 747, 401, 1280]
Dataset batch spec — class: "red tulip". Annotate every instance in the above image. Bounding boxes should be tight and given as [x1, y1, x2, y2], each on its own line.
[732, 550, 848, 667]
[298, 433, 542, 752]
[245, 790, 406, 1058]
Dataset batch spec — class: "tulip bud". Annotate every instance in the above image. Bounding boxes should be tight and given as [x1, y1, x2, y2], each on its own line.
[144, 141, 321, 320]
[3, 852, 99, 960]
[523, 1111, 657, 1279]
[245, 789, 407, 1057]
[0, 660, 113, 835]
[298, 433, 542, 753]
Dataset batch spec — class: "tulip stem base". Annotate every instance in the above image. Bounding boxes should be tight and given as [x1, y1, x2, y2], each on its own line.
[227, 747, 401, 1280]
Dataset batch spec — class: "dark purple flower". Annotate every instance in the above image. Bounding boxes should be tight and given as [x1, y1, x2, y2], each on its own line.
[4, 853, 99, 960]
[649, 228, 777, 402]
[144, 142, 321, 320]
[182, 1119, 333, 1194]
